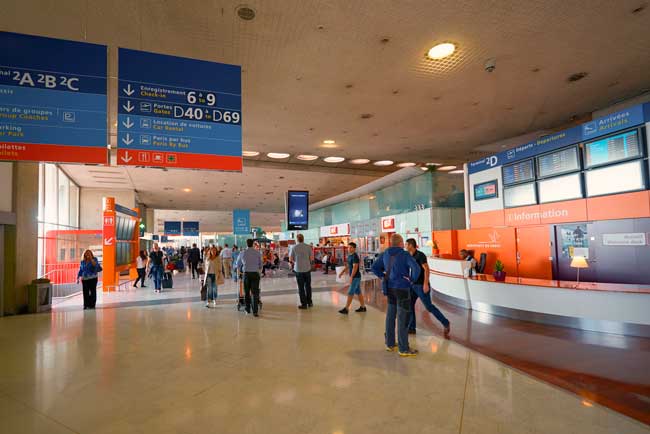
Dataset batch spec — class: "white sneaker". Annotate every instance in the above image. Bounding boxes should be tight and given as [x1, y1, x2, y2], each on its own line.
[211, 300, 217, 308]
[205, 302, 211, 308]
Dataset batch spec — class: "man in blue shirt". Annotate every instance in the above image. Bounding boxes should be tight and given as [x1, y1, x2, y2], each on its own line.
[236, 239, 263, 316]
[337, 242, 366, 314]
[372, 234, 421, 357]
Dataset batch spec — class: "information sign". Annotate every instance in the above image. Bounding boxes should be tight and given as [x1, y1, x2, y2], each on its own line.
[233, 209, 250, 235]
[117, 48, 241, 170]
[0, 31, 107, 164]
[163, 221, 182, 236]
[182, 221, 200, 236]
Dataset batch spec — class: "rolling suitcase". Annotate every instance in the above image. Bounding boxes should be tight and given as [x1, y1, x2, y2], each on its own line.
[162, 271, 173, 289]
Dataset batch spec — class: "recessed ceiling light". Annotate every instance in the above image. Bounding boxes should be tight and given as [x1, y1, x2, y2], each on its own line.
[426, 162, 442, 166]
[420, 167, 429, 171]
[242, 150, 260, 157]
[397, 162, 416, 167]
[183, 188, 192, 192]
[374, 160, 394, 166]
[449, 169, 464, 174]
[323, 156, 345, 163]
[438, 165, 457, 171]
[296, 155, 319, 161]
[349, 159, 370, 164]
[267, 152, 290, 159]
[323, 139, 336, 144]
[427, 43, 455, 60]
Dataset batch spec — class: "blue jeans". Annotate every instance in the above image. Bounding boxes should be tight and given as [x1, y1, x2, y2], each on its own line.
[385, 288, 411, 352]
[151, 265, 163, 290]
[409, 284, 450, 330]
[207, 273, 218, 301]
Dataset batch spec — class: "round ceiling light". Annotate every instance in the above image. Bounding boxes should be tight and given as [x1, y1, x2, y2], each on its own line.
[420, 167, 429, 171]
[397, 162, 416, 167]
[427, 43, 456, 60]
[323, 139, 336, 144]
[182, 188, 192, 192]
[426, 162, 442, 166]
[349, 159, 370, 165]
[242, 150, 260, 157]
[449, 169, 464, 174]
[373, 160, 394, 166]
[297, 154, 319, 161]
[267, 152, 290, 159]
[438, 165, 457, 171]
[323, 156, 345, 163]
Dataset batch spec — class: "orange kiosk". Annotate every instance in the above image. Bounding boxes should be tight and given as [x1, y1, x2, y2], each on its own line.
[102, 197, 141, 292]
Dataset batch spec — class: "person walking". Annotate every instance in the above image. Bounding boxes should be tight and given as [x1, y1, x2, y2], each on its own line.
[188, 243, 201, 279]
[372, 234, 421, 357]
[149, 242, 165, 293]
[238, 238, 263, 317]
[204, 246, 223, 308]
[231, 245, 240, 282]
[405, 238, 450, 338]
[221, 244, 233, 279]
[77, 249, 102, 310]
[133, 250, 148, 288]
[337, 242, 367, 314]
[289, 234, 314, 309]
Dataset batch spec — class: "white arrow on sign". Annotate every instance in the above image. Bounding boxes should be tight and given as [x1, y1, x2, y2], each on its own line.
[122, 117, 134, 129]
[104, 237, 114, 245]
[123, 84, 134, 96]
[122, 100, 134, 112]
[122, 133, 133, 145]
[121, 151, 133, 163]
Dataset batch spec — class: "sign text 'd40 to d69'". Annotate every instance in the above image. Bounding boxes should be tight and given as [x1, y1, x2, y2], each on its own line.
[0, 31, 107, 164]
[117, 48, 241, 171]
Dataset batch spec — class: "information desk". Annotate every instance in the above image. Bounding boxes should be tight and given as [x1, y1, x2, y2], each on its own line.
[427, 257, 650, 337]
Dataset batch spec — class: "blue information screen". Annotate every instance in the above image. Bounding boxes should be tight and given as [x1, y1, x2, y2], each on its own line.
[503, 159, 534, 185]
[233, 209, 250, 235]
[473, 180, 498, 201]
[164, 221, 182, 236]
[182, 221, 199, 236]
[584, 130, 641, 168]
[0, 31, 107, 164]
[537, 146, 580, 178]
[287, 191, 309, 230]
[117, 48, 241, 170]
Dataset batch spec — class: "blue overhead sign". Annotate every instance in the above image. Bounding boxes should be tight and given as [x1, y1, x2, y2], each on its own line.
[233, 209, 251, 235]
[0, 31, 107, 164]
[182, 221, 200, 236]
[116, 48, 242, 171]
[468, 103, 649, 174]
[163, 221, 182, 236]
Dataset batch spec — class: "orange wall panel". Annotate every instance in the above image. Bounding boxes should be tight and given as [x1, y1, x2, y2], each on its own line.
[432, 230, 458, 258]
[539, 199, 587, 224]
[504, 204, 541, 226]
[457, 227, 518, 275]
[470, 209, 505, 228]
[586, 191, 650, 221]
[516, 225, 553, 279]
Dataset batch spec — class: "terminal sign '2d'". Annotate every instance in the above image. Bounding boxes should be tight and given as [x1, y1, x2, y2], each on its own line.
[117, 48, 242, 171]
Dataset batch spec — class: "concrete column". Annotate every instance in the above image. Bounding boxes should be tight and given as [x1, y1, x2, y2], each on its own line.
[4, 162, 39, 314]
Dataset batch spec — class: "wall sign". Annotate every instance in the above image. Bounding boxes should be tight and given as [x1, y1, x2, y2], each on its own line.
[473, 180, 498, 201]
[602, 233, 647, 246]
[381, 216, 396, 232]
[233, 209, 250, 234]
[163, 221, 181, 236]
[117, 48, 241, 170]
[320, 223, 350, 238]
[468, 103, 647, 174]
[182, 221, 199, 236]
[0, 31, 107, 164]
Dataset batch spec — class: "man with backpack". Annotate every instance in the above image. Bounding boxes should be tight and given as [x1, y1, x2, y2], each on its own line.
[372, 234, 421, 357]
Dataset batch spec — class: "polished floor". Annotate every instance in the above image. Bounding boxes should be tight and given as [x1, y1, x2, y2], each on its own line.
[1, 288, 648, 433]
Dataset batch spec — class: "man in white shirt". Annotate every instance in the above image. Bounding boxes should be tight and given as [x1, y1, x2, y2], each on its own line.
[222, 244, 233, 279]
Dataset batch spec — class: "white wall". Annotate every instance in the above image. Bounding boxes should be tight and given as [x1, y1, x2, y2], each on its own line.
[468, 166, 504, 214]
[80, 188, 136, 229]
[0, 162, 13, 212]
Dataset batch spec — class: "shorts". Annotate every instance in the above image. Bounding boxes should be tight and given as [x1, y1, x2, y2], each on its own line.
[348, 277, 362, 295]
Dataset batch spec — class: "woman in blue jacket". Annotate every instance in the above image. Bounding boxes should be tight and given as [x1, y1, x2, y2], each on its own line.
[77, 249, 102, 309]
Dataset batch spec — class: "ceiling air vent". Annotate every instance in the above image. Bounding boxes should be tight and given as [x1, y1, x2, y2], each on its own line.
[236, 5, 256, 21]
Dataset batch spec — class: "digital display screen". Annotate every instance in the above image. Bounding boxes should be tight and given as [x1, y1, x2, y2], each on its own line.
[538, 173, 582, 203]
[504, 183, 537, 208]
[585, 160, 645, 197]
[287, 190, 309, 230]
[537, 146, 580, 178]
[502, 159, 534, 185]
[584, 130, 641, 168]
[473, 180, 498, 201]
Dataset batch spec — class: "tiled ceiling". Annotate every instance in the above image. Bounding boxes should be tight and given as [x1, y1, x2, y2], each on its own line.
[5, 0, 650, 210]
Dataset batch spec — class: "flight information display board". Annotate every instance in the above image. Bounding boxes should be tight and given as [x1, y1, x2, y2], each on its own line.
[473, 180, 498, 201]
[537, 146, 580, 178]
[584, 129, 641, 168]
[287, 191, 309, 230]
[502, 159, 534, 185]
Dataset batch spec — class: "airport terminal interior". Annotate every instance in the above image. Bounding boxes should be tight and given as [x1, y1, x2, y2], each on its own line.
[1, 1, 650, 433]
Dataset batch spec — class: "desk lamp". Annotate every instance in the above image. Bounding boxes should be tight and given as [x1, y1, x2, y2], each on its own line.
[570, 256, 589, 287]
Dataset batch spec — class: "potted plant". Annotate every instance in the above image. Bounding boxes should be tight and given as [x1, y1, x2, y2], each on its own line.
[493, 260, 506, 281]
[432, 240, 440, 256]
